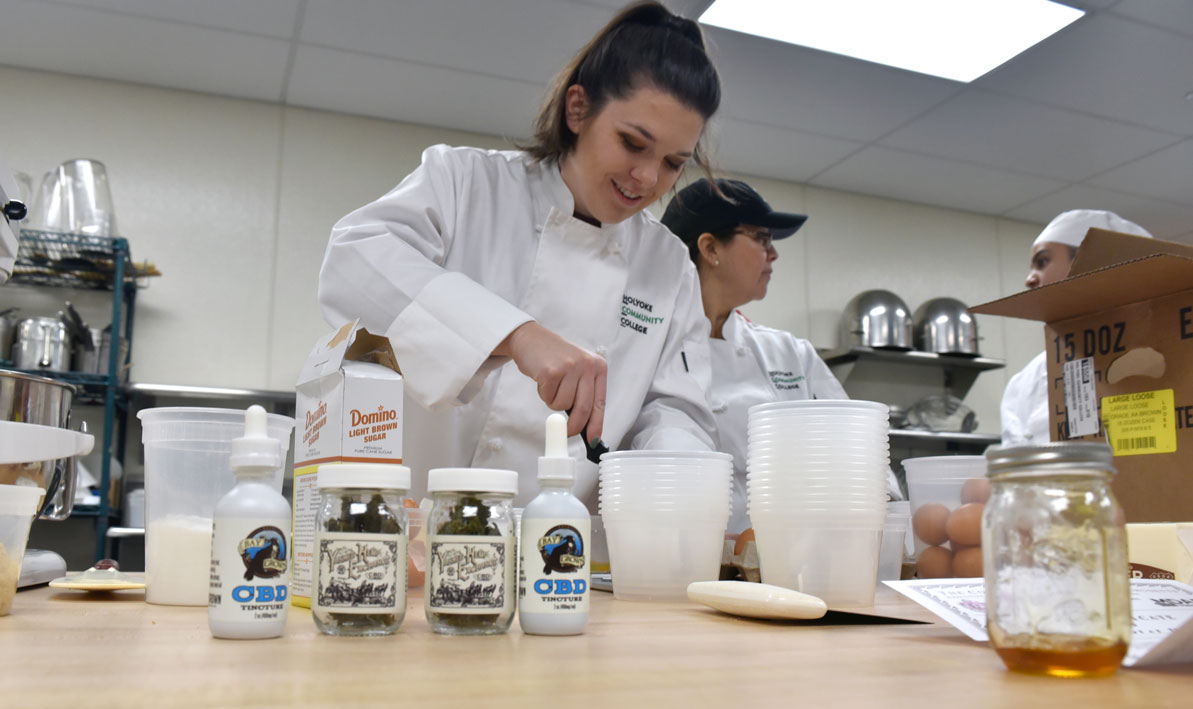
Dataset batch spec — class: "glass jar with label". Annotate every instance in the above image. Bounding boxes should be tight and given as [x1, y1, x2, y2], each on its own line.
[313, 463, 411, 637]
[424, 468, 518, 635]
[982, 443, 1131, 677]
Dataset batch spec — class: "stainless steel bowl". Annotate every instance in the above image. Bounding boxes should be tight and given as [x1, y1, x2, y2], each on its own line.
[913, 297, 980, 355]
[0, 369, 78, 519]
[839, 289, 913, 350]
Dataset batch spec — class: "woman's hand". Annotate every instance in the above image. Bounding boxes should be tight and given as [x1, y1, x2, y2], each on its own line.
[495, 322, 607, 441]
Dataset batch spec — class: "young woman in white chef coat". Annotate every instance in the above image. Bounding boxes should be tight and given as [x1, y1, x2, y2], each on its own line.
[1000, 209, 1152, 445]
[661, 179, 900, 534]
[319, 2, 721, 506]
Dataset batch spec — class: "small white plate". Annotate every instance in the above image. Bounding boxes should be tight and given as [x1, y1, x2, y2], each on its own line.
[49, 567, 145, 592]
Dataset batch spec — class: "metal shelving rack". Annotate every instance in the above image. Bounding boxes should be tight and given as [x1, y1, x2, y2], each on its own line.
[7, 229, 138, 560]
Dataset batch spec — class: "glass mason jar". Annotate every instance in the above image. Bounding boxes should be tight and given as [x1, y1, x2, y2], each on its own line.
[313, 463, 411, 637]
[424, 468, 518, 636]
[982, 443, 1131, 677]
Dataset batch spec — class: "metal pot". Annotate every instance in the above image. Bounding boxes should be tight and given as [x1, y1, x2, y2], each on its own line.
[13, 316, 71, 372]
[0, 369, 79, 520]
[913, 297, 980, 355]
[839, 289, 914, 350]
[72, 326, 103, 373]
[97, 328, 129, 381]
[0, 307, 18, 361]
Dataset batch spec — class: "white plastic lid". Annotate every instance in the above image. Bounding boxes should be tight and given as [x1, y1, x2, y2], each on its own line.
[0, 484, 45, 515]
[427, 468, 518, 495]
[317, 463, 411, 491]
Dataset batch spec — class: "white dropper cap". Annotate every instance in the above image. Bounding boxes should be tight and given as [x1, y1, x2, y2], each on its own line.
[538, 412, 575, 482]
[230, 405, 281, 471]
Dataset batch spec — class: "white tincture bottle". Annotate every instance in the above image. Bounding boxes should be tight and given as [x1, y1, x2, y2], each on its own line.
[209, 405, 291, 639]
[518, 412, 590, 635]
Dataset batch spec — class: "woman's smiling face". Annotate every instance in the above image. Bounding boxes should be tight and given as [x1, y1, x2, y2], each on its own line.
[560, 83, 705, 225]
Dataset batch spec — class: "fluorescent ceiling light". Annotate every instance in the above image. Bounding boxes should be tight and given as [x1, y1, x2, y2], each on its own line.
[699, 0, 1085, 83]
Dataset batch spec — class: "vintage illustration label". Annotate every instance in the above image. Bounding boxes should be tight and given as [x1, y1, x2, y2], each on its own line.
[209, 521, 289, 623]
[313, 532, 406, 614]
[518, 518, 590, 616]
[425, 534, 514, 615]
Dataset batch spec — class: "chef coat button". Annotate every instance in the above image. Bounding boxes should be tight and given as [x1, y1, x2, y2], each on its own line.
[595, 345, 608, 357]
[488, 438, 503, 451]
[736, 347, 747, 356]
[712, 402, 728, 413]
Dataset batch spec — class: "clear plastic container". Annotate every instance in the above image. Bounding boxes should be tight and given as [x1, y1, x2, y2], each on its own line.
[603, 517, 726, 600]
[423, 468, 517, 636]
[983, 443, 1131, 678]
[753, 521, 884, 607]
[313, 463, 410, 637]
[0, 484, 44, 616]
[138, 407, 294, 606]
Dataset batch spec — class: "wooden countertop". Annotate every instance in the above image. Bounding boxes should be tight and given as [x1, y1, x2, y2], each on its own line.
[2, 585, 1190, 706]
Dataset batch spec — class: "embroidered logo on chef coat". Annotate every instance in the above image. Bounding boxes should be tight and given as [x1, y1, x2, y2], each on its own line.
[237, 525, 289, 581]
[769, 370, 805, 391]
[621, 293, 664, 335]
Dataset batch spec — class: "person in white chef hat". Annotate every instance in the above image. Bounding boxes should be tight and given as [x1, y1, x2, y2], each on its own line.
[662, 178, 902, 535]
[319, 2, 721, 506]
[1000, 209, 1153, 445]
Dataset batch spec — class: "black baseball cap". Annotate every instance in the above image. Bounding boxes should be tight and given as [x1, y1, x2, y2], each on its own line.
[661, 178, 808, 247]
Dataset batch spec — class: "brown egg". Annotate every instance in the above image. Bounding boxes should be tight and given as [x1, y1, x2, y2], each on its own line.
[946, 503, 985, 547]
[912, 503, 950, 546]
[961, 477, 992, 504]
[734, 528, 756, 557]
[916, 545, 953, 578]
[953, 546, 984, 578]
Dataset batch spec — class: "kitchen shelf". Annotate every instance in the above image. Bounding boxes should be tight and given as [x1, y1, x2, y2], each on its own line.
[3, 228, 142, 562]
[821, 346, 1005, 372]
[822, 345, 1005, 410]
[70, 504, 121, 519]
[890, 430, 1001, 447]
[10, 229, 155, 290]
[7, 368, 112, 405]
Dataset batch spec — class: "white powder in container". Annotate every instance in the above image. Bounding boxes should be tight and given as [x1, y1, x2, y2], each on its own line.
[146, 514, 213, 606]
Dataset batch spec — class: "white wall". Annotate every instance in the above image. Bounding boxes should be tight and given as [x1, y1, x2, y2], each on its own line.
[0, 65, 1047, 435]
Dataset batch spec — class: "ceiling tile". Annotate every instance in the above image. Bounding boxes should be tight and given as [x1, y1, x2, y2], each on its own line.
[1109, 0, 1193, 38]
[810, 146, 1067, 215]
[287, 46, 540, 140]
[705, 26, 961, 143]
[300, 0, 604, 85]
[879, 90, 1175, 181]
[1087, 138, 1193, 205]
[977, 14, 1193, 135]
[711, 119, 862, 184]
[48, 0, 303, 38]
[1004, 183, 1193, 240]
[0, 0, 291, 101]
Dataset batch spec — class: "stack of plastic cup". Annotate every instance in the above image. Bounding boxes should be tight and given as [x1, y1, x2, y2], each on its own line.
[598, 450, 732, 601]
[747, 400, 890, 607]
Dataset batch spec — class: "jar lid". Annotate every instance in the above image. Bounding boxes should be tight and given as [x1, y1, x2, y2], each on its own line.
[427, 467, 518, 495]
[985, 442, 1117, 476]
[317, 463, 411, 490]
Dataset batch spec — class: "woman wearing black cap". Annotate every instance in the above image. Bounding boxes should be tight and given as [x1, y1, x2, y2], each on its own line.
[319, 2, 720, 507]
[662, 180, 899, 534]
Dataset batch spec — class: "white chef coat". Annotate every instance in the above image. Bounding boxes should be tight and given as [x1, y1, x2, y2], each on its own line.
[1000, 350, 1051, 446]
[319, 144, 716, 508]
[711, 312, 899, 534]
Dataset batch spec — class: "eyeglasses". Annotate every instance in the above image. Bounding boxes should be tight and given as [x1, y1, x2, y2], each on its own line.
[734, 229, 775, 250]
